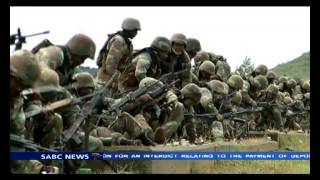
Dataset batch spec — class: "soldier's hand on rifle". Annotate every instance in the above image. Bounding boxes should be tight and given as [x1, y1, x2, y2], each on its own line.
[251, 101, 257, 108]
[217, 113, 224, 122]
[138, 93, 153, 103]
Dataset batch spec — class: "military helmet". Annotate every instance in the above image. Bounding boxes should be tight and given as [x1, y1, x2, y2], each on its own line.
[194, 50, 210, 64]
[227, 75, 243, 90]
[302, 81, 310, 91]
[139, 77, 164, 91]
[170, 33, 187, 46]
[10, 49, 42, 87]
[230, 91, 242, 105]
[66, 34, 96, 59]
[36, 46, 64, 70]
[72, 72, 95, 90]
[121, 17, 141, 31]
[33, 66, 60, 87]
[283, 96, 293, 105]
[186, 38, 201, 52]
[287, 79, 297, 89]
[206, 80, 229, 95]
[253, 75, 268, 90]
[151, 36, 171, 52]
[199, 60, 215, 75]
[181, 83, 202, 104]
[266, 71, 277, 80]
[266, 84, 279, 95]
[254, 64, 268, 75]
[278, 76, 288, 83]
[304, 92, 310, 100]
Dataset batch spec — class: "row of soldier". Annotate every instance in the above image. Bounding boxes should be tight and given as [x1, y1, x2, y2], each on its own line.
[10, 17, 310, 174]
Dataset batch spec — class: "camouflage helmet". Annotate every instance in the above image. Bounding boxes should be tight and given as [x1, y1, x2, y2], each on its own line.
[66, 33, 96, 59]
[139, 77, 164, 91]
[266, 84, 279, 95]
[151, 36, 171, 52]
[194, 50, 210, 65]
[304, 92, 310, 100]
[230, 91, 242, 105]
[253, 75, 268, 90]
[283, 92, 290, 97]
[10, 49, 42, 87]
[227, 75, 243, 90]
[302, 81, 310, 91]
[33, 66, 60, 87]
[181, 83, 202, 104]
[206, 80, 229, 95]
[283, 96, 293, 105]
[254, 64, 268, 76]
[278, 76, 288, 83]
[266, 71, 277, 80]
[170, 33, 187, 46]
[72, 72, 95, 90]
[36, 46, 64, 70]
[186, 38, 201, 52]
[199, 60, 215, 75]
[287, 79, 297, 89]
[121, 17, 141, 31]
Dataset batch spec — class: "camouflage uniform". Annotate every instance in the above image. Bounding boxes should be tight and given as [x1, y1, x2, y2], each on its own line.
[165, 33, 192, 89]
[24, 67, 63, 148]
[178, 83, 202, 143]
[10, 50, 57, 174]
[96, 18, 140, 97]
[134, 37, 171, 82]
[33, 34, 96, 86]
[257, 84, 284, 130]
[137, 78, 184, 144]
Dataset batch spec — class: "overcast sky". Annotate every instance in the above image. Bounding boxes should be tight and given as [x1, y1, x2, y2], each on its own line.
[10, 6, 310, 71]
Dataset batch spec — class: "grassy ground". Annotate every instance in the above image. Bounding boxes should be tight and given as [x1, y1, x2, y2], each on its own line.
[194, 160, 309, 174]
[192, 132, 310, 174]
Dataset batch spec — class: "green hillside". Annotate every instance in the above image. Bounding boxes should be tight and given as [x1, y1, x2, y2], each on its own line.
[271, 52, 310, 80]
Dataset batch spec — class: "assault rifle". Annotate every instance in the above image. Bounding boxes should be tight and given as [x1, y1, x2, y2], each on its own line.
[185, 107, 264, 124]
[61, 72, 118, 146]
[10, 134, 58, 152]
[10, 28, 49, 51]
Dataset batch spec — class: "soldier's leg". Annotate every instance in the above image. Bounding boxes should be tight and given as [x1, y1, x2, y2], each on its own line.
[272, 107, 283, 130]
[210, 121, 224, 140]
[38, 113, 63, 148]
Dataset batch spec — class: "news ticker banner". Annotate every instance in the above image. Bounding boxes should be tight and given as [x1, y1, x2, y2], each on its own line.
[10, 151, 310, 160]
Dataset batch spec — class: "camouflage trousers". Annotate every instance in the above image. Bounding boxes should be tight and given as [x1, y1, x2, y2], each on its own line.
[259, 106, 283, 130]
[32, 113, 63, 148]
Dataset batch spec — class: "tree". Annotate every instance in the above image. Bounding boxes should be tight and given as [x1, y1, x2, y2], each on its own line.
[235, 56, 255, 79]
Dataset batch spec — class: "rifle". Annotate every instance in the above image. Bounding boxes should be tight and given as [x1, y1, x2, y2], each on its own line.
[98, 70, 187, 118]
[10, 134, 58, 152]
[185, 108, 263, 124]
[10, 28, 49, 51]
[61, 71, 118, 145]
[21, 86, 64, 98]
[24, 88, 105, 119]
[256, 101, 276, 108]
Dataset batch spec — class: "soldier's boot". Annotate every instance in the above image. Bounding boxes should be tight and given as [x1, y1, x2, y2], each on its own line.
[99, 137, 113, 146]
[138, 130, 155, 146]
[119, 137, 142, 146]
[185, 122, 197, 144]
[154, 127, 165, 144]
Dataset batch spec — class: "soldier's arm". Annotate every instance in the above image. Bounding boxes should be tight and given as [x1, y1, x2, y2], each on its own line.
[177, 53, 192, 87]
[135, 55, 152, 81]
[104, 36, 127, 77]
